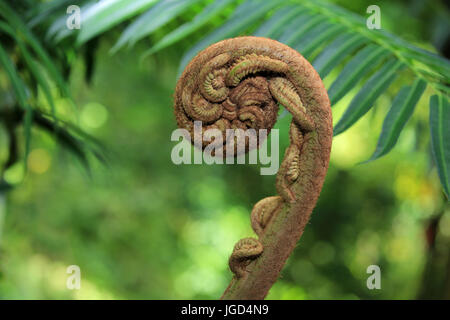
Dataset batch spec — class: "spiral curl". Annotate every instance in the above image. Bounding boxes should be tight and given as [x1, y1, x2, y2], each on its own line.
[174, 38, 315, 156]
[228, 238, 264, 279]
[174, 37, 332, 285]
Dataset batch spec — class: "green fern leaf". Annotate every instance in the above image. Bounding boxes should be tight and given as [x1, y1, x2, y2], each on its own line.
[253, 5, 305, 39]
[429, 95, 450, 199]
[334, 59, 404, 136]
[364, 79, 427, 162]
[293, 22, 345, 59]
[78, 0, 159, 45]
[0, 43, 33, 167]
[0, 1, 70, 98]
[144, 0, 237, 55]
[277, 14, 323, 46]
[328, 45, 390, 105]
[312, 33, 366, 78]
[111, 0, 199, 53]
[178, 0, 283, 75]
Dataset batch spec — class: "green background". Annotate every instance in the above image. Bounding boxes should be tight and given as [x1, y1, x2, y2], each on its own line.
[0, 0, 449, 299]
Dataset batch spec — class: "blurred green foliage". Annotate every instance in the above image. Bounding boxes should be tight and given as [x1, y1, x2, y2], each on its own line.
[0, 0, 449, 299]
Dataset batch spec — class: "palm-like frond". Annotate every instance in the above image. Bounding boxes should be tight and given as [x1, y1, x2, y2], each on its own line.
[4, 0, 450, 197]
[0, 1, 105, 175]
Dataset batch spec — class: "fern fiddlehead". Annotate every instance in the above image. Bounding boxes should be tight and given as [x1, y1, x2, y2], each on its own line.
[174, 37, 332, 299]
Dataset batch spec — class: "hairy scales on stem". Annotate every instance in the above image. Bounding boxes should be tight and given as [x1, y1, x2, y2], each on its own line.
[174, 37, 332, 299]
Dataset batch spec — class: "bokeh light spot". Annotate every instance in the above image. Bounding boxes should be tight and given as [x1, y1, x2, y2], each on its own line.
[4, 162, 24, 184]
[81, 102, 108, 129]
[27, 149, 51, 174]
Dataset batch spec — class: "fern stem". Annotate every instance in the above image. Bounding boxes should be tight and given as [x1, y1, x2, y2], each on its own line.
[174, 36, 332, 299]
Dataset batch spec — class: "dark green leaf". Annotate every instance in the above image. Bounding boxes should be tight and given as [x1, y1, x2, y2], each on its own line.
[293, 22, 345, 59]
[378, 30, 450, 80]
[333, 59, 403, 136]
[46, 14, 71, 41]
[328, 44, 390, 105]
[178, 0, 283, 75]
[17, 41, 57, 122]
[0, 43, 28, 109]
[302, 0, 365, 25]
[28, 0, 74, 28]
[429, 95, 450, 199]
[313, 33, 366, 78]
[253, 5, 304, 39]
[112, 0, 201, 52]
[143, 0, 236, 56]
[364, 79, 427, 162]
[33, 110, 108, 172]
[23, 108, 33, 170]
[0, 1, 71, 98]
[0, 43, 33, 168]
[277, 14, 323, 46]
[78, 0, 159, 45]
